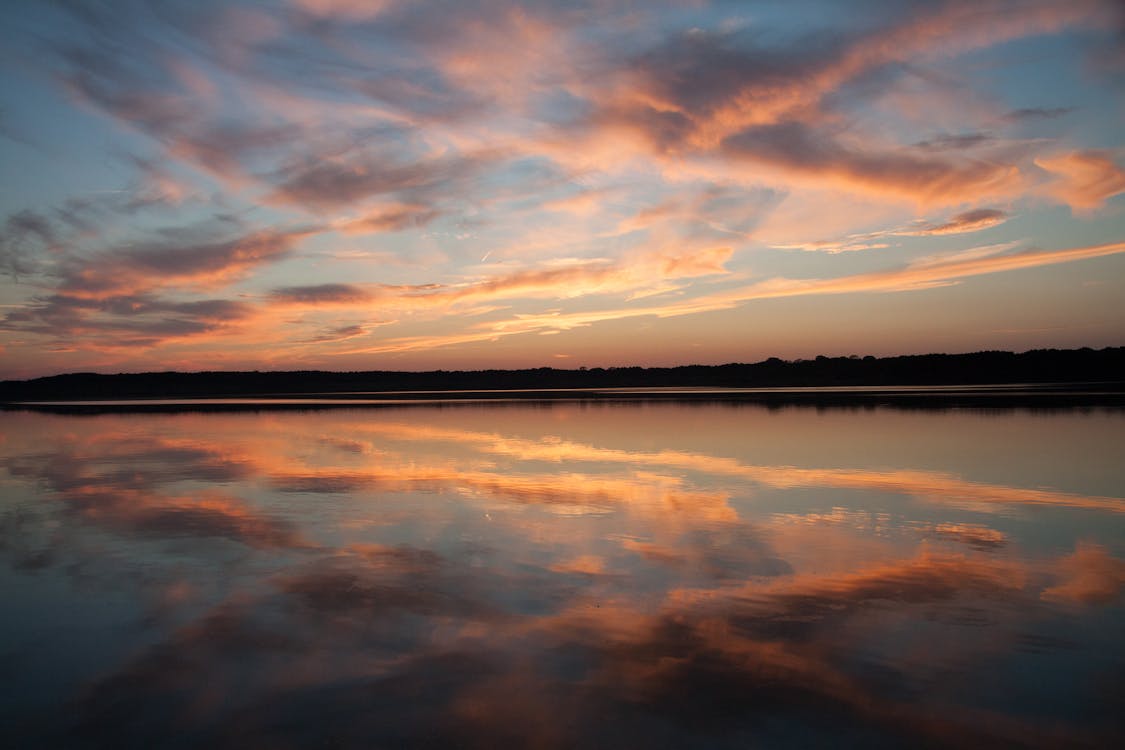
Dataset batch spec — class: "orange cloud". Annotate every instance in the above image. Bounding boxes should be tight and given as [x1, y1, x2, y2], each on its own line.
[332, 422, 1125, 515]
[333, 203, 444, 234]
[335, 238, 1125, 356]
[897, 208, 1009, 236]
[1036, 150, 1125, 210]
[1041, 542, 1125, 604]
[268, 245, 732, 317]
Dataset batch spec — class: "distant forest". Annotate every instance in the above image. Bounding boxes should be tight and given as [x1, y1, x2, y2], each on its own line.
[2, 347, 1123, 402]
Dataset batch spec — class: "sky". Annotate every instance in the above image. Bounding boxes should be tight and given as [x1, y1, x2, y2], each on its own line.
[1, 0, 1123, 378]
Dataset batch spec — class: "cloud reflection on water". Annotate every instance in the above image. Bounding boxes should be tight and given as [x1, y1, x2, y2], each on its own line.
[1, 404, 1123, 747]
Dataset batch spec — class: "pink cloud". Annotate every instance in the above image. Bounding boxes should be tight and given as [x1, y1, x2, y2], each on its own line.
[1036, 150, 1125, 211]
[1042, 542, 1125, 604]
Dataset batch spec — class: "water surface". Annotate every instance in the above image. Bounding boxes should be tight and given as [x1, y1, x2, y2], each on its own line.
[2, 403, 1123, 747]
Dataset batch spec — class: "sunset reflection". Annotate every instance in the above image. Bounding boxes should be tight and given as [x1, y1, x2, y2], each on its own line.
[2, 403, 1124, 747]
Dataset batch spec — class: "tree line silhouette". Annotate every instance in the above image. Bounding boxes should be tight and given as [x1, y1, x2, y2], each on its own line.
[2, 347, 1122, 402]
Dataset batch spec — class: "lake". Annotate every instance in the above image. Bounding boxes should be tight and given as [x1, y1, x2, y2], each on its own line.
[2, 401, 1123, 748]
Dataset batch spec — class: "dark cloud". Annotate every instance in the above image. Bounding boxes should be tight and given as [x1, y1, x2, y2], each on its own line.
[593, 103, 695, 153]
[269, 283, 371, 304]
[70, 601, 304, 746]
[276, 548, 486, 620]
[903, 208, 1008, 236]
[626, 27, 839, 119]
[300, 324, 368, 344]
[57, 545, 1095, 749]
[1, 210, 57, 280]
[55, 227, 307, 299]
[1, 291, 257, 350]
[727, 556, 1020, 641]
[269, 148, 504, 210]
[5, 210, 57, 248]
[66, 489, 304, 548]
[171, 122, 300, 180]
[913, 132, 994, 150]
[631, 526, 792, 581]
[5, 436, 251, 491]
[2, 437, 302, 551]
[270, 473, 370, 493]
[1005, 106, 1075, 121]
[722, 121, 1016, 202]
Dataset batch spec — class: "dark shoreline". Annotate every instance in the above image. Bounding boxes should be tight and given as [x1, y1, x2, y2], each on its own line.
[3, 347, 1123, 409]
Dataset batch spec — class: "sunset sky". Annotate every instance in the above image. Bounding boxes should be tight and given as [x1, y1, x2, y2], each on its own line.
[1, 0, 1123, 378]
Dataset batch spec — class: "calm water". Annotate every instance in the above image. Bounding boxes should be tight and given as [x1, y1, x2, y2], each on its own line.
[2, 403, 1123, 748]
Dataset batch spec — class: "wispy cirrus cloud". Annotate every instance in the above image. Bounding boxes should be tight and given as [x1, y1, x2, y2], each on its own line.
[268, 147, 506, 211]
[334, 239, 1125, 356]
[268, 245, 732, 314]
[897, 208, 1009, 236]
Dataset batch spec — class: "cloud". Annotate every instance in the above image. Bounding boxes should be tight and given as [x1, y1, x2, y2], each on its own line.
[5, 0, 1124, 374]
[898, 208, 1008, 236]
[1, 210, 58, 280]
[582, 2, 1109, 146]
[1041, 542, 1125, 604]
[0, 223, 319, 355]
[338, 421, 1125, 515]
[2, 435, 304, 550]
[334, 203, 445, 234]
[268, 465, 734, 520]
[70, 489, 306, 548]
[300, 324, 368, 344]
[338, 239, 1125, 357]
[913, 133, 995, 150]
[434, 248, 730, 304]
[723, 552, 1024, 637]
[1, 292, 259, 351]
[721, 122, 1020, 205]
[276, 544, 494, 620]
[58, 228, 310, 299]
[269, 283, 372, 305]
[56, 19, 304, 189]
[289, 0, 399, 22]
[1036, 150, 1125, 210]
[1005, 106, 1075, 122]
[266, 245, 732, 319]
[11, 408, 1121, 748]
[268, 148, 504, 210]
